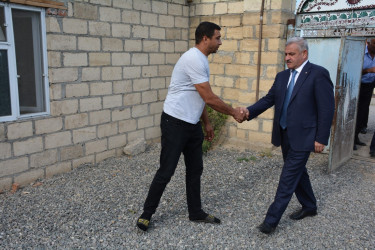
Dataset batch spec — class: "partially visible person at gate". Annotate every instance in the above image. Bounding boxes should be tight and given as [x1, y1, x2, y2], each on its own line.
[354, 37, 375, 150]
[241, 37, 335, 234]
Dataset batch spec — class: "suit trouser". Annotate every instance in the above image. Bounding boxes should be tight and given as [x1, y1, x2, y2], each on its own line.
[143, 112, 205, 217]
[264, 128, 317, 227]
[370, 132, 375, 153]
[356, 82, 375, 134]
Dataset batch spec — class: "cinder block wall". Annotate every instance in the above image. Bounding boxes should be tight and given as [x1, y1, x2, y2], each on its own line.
[0, 0, 189, 190]
[0, 0, 295, 190]
[189, 0, 295, 150]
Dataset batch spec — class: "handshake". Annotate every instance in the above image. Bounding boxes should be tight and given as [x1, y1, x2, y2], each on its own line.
[233, 107, 249, 123]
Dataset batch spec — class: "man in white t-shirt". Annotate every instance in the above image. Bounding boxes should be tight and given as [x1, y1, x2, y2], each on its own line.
[137, 22, 247, 231]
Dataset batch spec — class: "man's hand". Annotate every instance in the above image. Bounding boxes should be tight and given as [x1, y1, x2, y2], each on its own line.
[233, 107, 249, 123]
[314, 141, 325, 153]
[204, 122, 214, 142]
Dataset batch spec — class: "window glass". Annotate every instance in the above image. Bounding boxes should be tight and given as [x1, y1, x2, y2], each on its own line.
[0, 50, 11, 116]
[0, 6, 5, 41]
[12, 9, 44, 114]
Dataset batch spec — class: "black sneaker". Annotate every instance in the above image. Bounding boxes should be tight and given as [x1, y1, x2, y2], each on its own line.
[136, 217, 150, 231]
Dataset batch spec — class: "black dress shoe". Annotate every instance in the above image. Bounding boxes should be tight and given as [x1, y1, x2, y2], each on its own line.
[257, 222, 275, 234]
[370, 151, 375, 158]
[353, 144, 357, 150]
[289, 209, 317, 220]
[189, 214, 221, 224]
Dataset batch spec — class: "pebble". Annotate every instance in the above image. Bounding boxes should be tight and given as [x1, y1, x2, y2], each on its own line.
[0, 143, 374, 248]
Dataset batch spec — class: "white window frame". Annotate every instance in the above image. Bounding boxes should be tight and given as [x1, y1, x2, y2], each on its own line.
[0, 3, 49, 122]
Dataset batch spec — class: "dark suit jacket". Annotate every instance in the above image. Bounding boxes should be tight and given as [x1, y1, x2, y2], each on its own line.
[247, 61, 335, 152]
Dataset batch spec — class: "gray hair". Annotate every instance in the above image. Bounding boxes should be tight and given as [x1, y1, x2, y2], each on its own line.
[286, 37, 309, 52]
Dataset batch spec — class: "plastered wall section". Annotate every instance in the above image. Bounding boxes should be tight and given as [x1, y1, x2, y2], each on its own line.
[189, 0, 295, 150]
[0, 0, 189, 191]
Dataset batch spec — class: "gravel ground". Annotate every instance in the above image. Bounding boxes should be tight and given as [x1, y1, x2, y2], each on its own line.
[0, 143, 374, 249]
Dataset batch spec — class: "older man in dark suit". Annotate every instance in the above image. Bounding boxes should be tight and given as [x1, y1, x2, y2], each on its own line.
[243, 37, 335, 234]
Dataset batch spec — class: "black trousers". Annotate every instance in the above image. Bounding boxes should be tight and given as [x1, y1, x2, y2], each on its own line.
[356, 82, 375, 134]
[143, 112, 205, 217]
[264, 128, 316, 227]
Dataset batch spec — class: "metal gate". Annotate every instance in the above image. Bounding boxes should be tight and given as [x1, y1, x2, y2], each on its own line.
[328, 37, 365, 172]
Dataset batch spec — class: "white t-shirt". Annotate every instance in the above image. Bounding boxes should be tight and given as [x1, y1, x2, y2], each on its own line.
[163, 47, 209, 124]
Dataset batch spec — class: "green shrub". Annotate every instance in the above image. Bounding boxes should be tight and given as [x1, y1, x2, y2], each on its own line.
[202, 106, 228, 153]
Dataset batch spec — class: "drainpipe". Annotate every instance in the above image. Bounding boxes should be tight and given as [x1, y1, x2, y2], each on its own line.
[256, 0, 265, 101]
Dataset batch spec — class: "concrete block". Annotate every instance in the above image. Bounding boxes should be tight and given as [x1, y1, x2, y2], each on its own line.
[74, 2, 98, 20]
[102, 67, 122, 80]
[60, 144, 84, 161]
[46, 162, 72, 178]
[134, 0, 151, 12]
[133, 79, 150, 91]
[89, 53, 110, 66]
[14, 168, 44, 187]
[123, 138, 146, 156]
[143, 41, 159, 52]
[122, 10, 140, 24]
[90, 81, 112, 96]
[125, 40, 142, 52]
[49, 68, 78, 83]
[99, 7, 121, 22]
[48, 51, 61, 67]
[127, 130, 145, 142]
[124, 93, 141, 106]
[73, 127, 97, 144]
[0, 177, 12, 192]
[45, 132, 72, 149]
[35, 117, 63, 135]
[168, 3, 182, 16]
[150, 27, 166, 40]
[150, 78, 166, 89]
[65, 83, 89, 98]
[98, 122, 118, 138]
[123, 66, 141, 79]
[103, 95, 122, 109]
[80, 97, 102, 112]
[103, 38, 123, 51]
[0, 157, 28, 176]
[89, 21, 110, 36]
[63, 52, 88, 67]
[138, 116, 154, 129]
[228, 2, 243, 14]
[63, 18, 87, 34]
[113, 0, 132, 9]
[142, 66, 158, 78]
[86, 139, 107, 155]
[82, 67, 100, 82]
[150, 102, 163, 115]
[113, 80, 132, 94]
[89, 110, 111, 125]
[0, 143, 11, 160]
[46, 17, 60, 33]
[112, 108, 131, 121]
[132, 53, 149, 65]
[160, 41, 175, 53]
[50, 100, 78, 116]
[47, 35, 76, 50]
[152, 1, 167, 14]
[112, 23, 131, 38]
[145, 126, 161, 140]
[73, 155, 95, 168]
[159, 15, 174, 28]
[112, 53, 131, 66]
[221, 15, 241, 27]
[141, 12, 158, 26]
[96, 149, 116, 163]
[65, 113, 89, 130]
[132, 25, 149, 39]
[30, 149, 58, 168]
[119, 119, 137, 133]
[7, 121, 33, 140]
[78, 37, 100, 51]
[108, 134, 127, 149]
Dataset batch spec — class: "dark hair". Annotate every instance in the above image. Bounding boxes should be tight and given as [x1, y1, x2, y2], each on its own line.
[195, 22, 221, 44]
